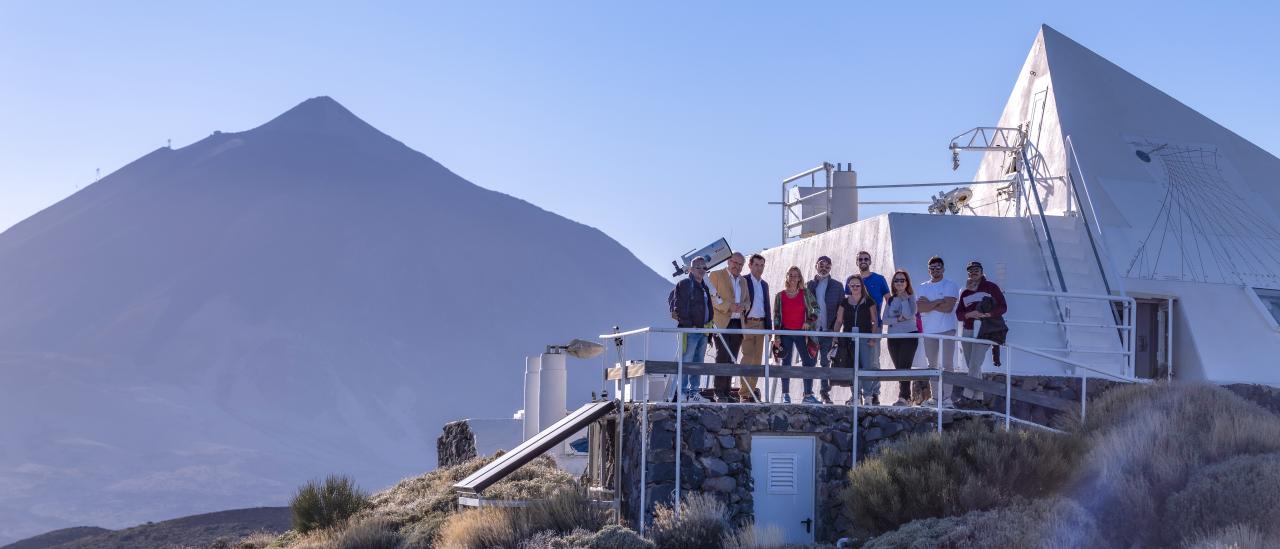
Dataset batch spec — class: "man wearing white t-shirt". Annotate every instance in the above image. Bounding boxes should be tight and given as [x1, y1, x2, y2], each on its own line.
[917, 256, 960, 406]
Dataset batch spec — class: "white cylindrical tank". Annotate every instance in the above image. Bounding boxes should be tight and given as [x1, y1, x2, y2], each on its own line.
[522, 356, 542, 441]
[831, 168, 859, 227]
[538, 350, 567, 433]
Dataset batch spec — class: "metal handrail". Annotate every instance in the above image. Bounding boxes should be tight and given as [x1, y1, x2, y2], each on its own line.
[603, 323, 1138, 530]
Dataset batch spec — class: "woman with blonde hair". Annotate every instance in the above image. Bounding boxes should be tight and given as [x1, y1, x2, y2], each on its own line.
[771, 266, 819, 404]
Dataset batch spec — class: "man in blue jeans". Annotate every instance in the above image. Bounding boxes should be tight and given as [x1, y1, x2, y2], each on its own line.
[672, 256, 713, 402]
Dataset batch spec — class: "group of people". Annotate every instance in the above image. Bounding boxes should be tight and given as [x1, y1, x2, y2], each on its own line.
[670, 251, 1008, 407]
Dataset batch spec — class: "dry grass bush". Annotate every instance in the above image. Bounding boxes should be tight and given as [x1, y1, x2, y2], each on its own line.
[236, 531, 280, 548]
[720, 521, 784, 549]
[335, 519, 401, 549]
[335, 453, 573, 548]
[1164, 453, 1280, 544]
[436, 485, 611, 548]
[282, 527, 342, 549]
[291, 475, 369, 534]
[1068, 383, 1280, 547]
[514, 525, 654, 549]
[862, 497, 1104, 549]
[1183, 524, 1276, 549]
[649, 492, 731, 549]
[842, 424, 1086, 535]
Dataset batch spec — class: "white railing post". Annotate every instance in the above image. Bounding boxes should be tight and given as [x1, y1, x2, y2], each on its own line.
[674, 333, 683, 517]
[1005, 347, 1012, 431]
[852, 331, 861, 465]
[1080, 370, 1088, 422]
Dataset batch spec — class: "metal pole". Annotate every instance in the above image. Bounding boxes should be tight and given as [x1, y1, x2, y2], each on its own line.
[639, 373, 649, 534]
[852, 331, 860, 465]
[1004, 348, 1012, 431]
[936, 334, 943, 433]
[614, 376, 623, 524]
[1023, 147, 1069, 293]
[825, 165, 833, 232]
[763, 331, 771, 403]
[1080, 370, 1088, 422]
[674, 334, 683, 516]
[1167, 298, 1175, 381]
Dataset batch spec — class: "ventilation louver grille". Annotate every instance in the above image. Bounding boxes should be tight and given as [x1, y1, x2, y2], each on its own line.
[767, 453, 798, 494]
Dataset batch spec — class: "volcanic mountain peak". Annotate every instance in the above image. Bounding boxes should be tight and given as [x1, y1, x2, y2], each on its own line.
[248, 96, 386, 140]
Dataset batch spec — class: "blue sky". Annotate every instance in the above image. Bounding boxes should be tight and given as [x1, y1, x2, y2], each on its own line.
[2, 2, 1277, 278]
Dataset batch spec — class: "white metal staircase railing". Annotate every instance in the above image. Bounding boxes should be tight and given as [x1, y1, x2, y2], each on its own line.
[598, 324, 1143, 533]
[951, 127, 1131, 375]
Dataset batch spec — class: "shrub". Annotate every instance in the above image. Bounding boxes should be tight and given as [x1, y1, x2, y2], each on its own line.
[1183, 524, 1275, 549]
[721, 521, 784, 549]
[862, 497, 1105, 549]
[649, 492, 731, 549]
[584, 524, 654, 549]
[337, 519, 401, 549]
[436, 485, 611, 548]
[236, 531, 279, 548]
[356, 454, 574, 548]
[1165, 453, 1280, 543]
[1070, 383, 1280, 547]
[516, 525, 653, 549]
[842, 424, 1086, 535]
[291, 474, 369, 534]
[437, 507, 517, 548]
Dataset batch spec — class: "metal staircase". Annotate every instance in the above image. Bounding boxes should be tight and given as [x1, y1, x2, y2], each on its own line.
[951, 127, 1131, 376]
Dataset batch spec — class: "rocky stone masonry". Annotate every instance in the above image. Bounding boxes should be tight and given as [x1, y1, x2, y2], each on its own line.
[437, 420, 477, 468]
[614, 403, 1001, 542]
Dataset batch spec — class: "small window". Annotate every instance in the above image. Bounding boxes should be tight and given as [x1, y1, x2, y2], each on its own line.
[1248, 287, 1280, 331]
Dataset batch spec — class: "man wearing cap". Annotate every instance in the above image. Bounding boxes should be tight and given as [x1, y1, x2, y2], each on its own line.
[807, 255, 844, 404]
[956, 261, 1008, 399]
[673, 256, 714, 402]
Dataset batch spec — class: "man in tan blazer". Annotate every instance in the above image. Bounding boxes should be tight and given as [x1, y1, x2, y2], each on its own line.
[709, 252, 751, 402]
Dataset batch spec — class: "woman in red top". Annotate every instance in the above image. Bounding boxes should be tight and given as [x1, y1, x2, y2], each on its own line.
[771, 266, 820, 404]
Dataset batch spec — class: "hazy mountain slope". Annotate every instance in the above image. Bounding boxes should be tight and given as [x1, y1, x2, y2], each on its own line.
[0, 97, 670, 543]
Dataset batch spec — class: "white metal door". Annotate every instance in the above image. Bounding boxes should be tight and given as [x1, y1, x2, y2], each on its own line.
[751, 435, 816, 543]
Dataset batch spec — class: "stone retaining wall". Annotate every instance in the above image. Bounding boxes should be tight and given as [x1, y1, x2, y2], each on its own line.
[613, 403, 1004, 542]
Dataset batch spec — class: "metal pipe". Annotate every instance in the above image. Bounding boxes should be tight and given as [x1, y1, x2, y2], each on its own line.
[857, 201, 931, 205]
[1080, 370, 1088, 421]
[638, 380, 648, 534]
[1022, 147, 1069, 293]
[852, 329, 860, 466]
[613, 376, 623, 523]
[855, 179, 1021, 189]
[674, 334, 683, 517]
[784, 212, 828, 230]
[1005, 349, 1012, 431]
[1167, 298, 1175, 381]
[782, 164, 830, 185]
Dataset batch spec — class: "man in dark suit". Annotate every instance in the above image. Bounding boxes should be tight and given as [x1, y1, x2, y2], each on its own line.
[739, 253, 772, 401]
[807, 255, 844, 403]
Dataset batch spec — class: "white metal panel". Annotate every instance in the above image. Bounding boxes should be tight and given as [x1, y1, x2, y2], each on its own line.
[751, 435, 815, 544]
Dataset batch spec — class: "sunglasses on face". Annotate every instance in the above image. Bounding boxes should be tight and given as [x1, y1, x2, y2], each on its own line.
[967, 268, 982, 273]
[928, 266, 943, 270]
[893, 279, 906, 283]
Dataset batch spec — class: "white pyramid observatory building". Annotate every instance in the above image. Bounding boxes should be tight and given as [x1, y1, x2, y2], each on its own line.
[0, 97, 670, 542]
[967, 25, 1280, 384]
[759, 25, 1280, 395]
